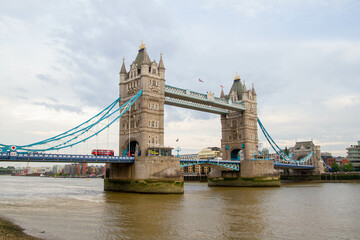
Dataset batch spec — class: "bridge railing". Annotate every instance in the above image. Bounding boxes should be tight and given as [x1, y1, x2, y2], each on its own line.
[165, 85, 246, 111]
[0, 151, 135, 163]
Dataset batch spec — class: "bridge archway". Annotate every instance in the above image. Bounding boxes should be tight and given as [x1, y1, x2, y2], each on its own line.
[126, 141, 140, 156]
[231, 149, 241, 160]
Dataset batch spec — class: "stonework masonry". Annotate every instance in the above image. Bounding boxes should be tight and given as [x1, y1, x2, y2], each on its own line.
[221, 78, 258, 162]
[104, 44, 183, 193]
[118, 47, 166, 156]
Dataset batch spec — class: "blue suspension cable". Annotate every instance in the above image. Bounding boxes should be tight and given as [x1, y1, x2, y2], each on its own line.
[20, 90, 143, 152]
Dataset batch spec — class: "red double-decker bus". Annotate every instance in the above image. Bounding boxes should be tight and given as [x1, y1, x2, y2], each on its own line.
[91, 149, 114, 156]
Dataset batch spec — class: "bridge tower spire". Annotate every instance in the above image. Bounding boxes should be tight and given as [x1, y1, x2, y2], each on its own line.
[105, 42, 183, 194]
[209, 74, 279, 186]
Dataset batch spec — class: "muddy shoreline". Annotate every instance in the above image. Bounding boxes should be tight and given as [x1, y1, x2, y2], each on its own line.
[0, 217, 42, 240]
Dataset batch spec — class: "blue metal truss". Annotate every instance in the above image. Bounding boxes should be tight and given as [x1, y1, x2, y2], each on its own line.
[0, 151, 134, 164]
[180, 159, 240, 171]
[0, 90, 143, 153]
[273, 162, 314, 170]
[257, 117, 314, 166]
[164, 85, 246, 114]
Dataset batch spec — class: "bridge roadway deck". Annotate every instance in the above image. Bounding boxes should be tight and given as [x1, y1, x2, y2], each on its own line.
[0, 152, 134, 164]
[181, 158, 315, 171]
[0, 152, 314, 170]
[273, 162, 314, 170]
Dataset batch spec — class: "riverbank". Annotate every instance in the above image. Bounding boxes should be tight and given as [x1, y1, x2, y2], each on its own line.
[0, 217, 42, 240]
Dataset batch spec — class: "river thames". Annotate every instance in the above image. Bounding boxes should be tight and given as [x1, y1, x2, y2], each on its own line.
[0, 176, 359, 240]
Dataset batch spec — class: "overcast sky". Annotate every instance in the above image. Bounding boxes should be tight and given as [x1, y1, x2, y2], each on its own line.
[1, 0, 360, 168]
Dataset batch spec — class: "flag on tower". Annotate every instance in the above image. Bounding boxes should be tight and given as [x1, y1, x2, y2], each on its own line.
[198, 78, 204, 83]
[220, 85, 224, 88]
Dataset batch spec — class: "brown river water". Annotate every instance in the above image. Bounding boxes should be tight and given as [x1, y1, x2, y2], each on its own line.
[0, 175, 359, 240]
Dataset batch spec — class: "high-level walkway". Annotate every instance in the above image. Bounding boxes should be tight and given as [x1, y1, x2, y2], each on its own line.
[165, 85, 246, 114]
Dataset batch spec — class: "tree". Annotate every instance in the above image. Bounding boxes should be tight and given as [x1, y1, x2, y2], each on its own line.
[331, 162, 340, 172]
[284, 147, 289, 156]
[342, 162, 354, 172]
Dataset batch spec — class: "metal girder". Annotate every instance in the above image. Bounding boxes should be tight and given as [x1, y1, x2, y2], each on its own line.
[273, 162, 314, 170]
[0, 151, 135, 164]
[165, 96, 229, 114]
[180, 159, 240, 171]
[164, 85, 246, 114]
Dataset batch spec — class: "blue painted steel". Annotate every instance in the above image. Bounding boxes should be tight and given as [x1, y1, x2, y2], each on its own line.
[0, 97, 121, 152]
[180, 158, 240, 171]
[274, 162, 314, 170]
[0, 151, 134, 164]
[0, 90, 143, 153]
[21, 97, 120, 148]
[321, 158, 332, 170]
[257, 118, 314, 165]
[164, 85, 246, 113]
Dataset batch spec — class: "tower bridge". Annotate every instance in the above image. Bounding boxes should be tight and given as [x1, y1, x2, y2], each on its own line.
[0, 42, 325, 193]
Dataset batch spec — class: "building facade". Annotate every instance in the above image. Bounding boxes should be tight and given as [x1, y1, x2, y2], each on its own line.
[118, 42, 165, 156]
[220, 75, 258, 161]
[347, 141, 360, 171]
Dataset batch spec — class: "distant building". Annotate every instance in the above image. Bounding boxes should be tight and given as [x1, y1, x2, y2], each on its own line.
[268, 153, 281, 161]
[346, 141, 360, 171]
[198, 147, 221, 159]
[324, 158, 336, 166]
[180, 147, 220, 175]
[321, 152, 333, 161]
[63, 164, 78, 175]
[341, 158, 349, 165]
[53, 165, 64, 174]
[77, 163, 87, 175]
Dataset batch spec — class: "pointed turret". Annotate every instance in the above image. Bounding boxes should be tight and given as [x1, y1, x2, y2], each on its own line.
[227, 73, 243, 101]
[243, 79, 247, 92]
[252, 83, 256, 95]
[120, 57, 127, 83]
[159, 53, 165, 70]
[141, 49, 150, 65]
[133, 41, 151, 71]
[120, 57, 127, 74]
[158, 53, 165, 79]
[220, 87, 225, 99]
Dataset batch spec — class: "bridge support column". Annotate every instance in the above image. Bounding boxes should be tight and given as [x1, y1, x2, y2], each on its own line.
[208, 160, 280, 187]
[104, 156, 184, 194]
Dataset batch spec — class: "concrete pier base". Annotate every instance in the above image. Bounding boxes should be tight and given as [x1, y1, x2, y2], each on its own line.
[104, 178, 184, 193]
[208, 160, 280, 187]
[104, 156, 184, 194]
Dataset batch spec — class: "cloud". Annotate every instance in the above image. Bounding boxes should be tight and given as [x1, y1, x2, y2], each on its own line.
[1, 0, 360, 161]
[324, 95, 360, 108]
[36, 74, 59, 85]
[33, 102, 83, 114]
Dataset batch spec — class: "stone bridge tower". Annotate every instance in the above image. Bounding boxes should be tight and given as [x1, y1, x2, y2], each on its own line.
[290, 141, 325, 175]
[104, 43, 183, 194]
[118, 42, 165, 156]
[220, 74, 258, 162]
[209, 74, 279, 186]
